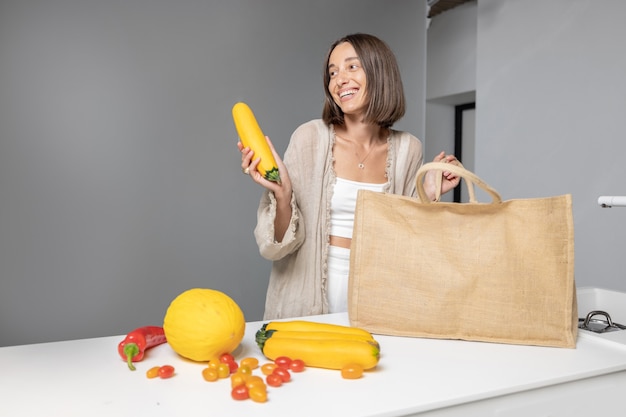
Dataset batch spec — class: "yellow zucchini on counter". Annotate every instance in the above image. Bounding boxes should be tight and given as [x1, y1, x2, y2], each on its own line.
[256, 320, 380, 370]
[232, 102, 281, 184]
[264, 320, 374, 338]
[258, 329, 379, 347]
[261, 337, 379, 370]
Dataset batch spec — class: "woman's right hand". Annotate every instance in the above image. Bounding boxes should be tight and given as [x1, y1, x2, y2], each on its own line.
[238, 136, 292, 201]
[239, 136, 294, 242]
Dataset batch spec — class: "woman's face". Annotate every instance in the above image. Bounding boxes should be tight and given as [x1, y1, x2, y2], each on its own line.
[327, 41, 368, 117]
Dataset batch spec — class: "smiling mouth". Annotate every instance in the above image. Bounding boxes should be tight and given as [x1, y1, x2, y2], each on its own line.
[339, 89, 358, 98]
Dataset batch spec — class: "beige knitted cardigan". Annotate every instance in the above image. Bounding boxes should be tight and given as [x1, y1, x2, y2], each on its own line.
[254, 119, 424, 319]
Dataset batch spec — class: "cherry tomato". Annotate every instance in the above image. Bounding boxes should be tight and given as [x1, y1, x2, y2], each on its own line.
[220, 352, 235, 364]
[231, 384, 249, 401]
[249, 386, 268, 403]
[289, 359, 306, 372]
[230, 372, 247, 388]
[146, 366, 161, 379]
[245, 375, 265, 390]
[207, 358, 220, 370]
[274, 356, 292, 369]
[238, 364, 252, 376]
[158, 365, 175, 379]
[217, 363, 231, 379]
[265, 373, 283, 387]
[226, 360, 239, 374]
[202, 367, 219, 382]
[341, 363, 364, 379]
[272, 367, 291, 383]
[260, 362, 277, 376]
[240, 357, 259, 370]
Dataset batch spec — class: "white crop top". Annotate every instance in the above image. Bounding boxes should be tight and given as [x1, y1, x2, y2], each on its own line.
[330, 177, 386, 239]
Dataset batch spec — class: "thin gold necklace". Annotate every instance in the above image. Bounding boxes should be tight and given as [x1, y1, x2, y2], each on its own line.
[356, 145, 375, 169]
[336, 134, 378, 169]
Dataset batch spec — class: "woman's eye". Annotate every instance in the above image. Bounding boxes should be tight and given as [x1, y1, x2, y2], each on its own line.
[329, 70, 338, 78]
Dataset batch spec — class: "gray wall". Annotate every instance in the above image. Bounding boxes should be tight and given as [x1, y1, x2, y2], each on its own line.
[425, 2, 477, 202]
[427, 0, 626, 294]
[476, 0, 626, 293]
[0, 0, 427, 346]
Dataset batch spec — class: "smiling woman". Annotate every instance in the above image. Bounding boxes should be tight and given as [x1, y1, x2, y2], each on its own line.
[235, 33, 461, 320]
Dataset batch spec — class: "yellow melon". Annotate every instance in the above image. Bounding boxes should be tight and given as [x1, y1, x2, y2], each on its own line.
[163, 288, 245, 362]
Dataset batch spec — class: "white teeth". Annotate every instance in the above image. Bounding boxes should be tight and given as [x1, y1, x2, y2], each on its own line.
[340, 89, 357, 98]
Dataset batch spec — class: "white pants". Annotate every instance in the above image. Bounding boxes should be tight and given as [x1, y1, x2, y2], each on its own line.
[327, 245, 351, 313]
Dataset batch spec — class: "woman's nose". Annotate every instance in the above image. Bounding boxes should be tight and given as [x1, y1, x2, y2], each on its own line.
[336, 70, 348, 86]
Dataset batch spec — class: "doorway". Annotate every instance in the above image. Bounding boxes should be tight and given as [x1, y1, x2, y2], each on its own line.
[454, 102, 475, 203]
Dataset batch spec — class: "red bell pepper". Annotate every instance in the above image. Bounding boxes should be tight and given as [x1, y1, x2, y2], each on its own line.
[118, 326, 167, 371]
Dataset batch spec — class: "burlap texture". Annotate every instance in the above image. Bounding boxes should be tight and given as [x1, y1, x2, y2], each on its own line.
[348, 162, 577, 348]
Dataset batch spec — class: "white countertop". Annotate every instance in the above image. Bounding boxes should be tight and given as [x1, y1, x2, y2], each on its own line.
[1, 313, 625, 417]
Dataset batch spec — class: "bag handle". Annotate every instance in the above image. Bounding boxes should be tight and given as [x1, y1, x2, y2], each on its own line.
[432, 161, 478, 203]
[416, 162, 502, 204]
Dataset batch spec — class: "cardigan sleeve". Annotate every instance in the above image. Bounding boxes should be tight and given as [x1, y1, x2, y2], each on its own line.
[252, 122, 319, 261]
[254, 188, 304, 261]
[391, 131, 424, 198]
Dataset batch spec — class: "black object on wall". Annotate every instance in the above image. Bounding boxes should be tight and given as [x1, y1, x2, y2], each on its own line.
[454, 102, 475, 203]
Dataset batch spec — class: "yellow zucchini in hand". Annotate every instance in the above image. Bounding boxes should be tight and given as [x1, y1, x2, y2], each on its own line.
[260, 337, 380, 370]
[232, 102, 281, 183]
[263, 320, 374, 338]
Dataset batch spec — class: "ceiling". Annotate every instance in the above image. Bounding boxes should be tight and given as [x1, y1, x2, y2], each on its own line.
[428, 0, 474, 18]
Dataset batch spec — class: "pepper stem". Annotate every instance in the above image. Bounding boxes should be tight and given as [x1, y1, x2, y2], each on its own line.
[123, 343, 140, 371]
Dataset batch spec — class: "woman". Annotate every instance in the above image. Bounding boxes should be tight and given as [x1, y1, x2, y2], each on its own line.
[238, 33, 459, 319]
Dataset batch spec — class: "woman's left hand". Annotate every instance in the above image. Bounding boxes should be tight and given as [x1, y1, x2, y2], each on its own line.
[423, 151, 461, 200]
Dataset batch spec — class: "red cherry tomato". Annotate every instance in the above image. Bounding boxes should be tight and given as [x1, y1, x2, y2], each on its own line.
[266, 373, 283, 387]
[272, 367, 291, 382]
[226, 360, 239, 374]
[220, 352, 235, 363]
[289, 359, 306, 372]
[158, 365, 175, 379]
[274, 356, 292, 369]
[231, 384, 249, 401]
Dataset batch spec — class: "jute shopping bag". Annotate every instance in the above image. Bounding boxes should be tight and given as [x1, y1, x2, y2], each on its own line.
[348, 162, 578, 348]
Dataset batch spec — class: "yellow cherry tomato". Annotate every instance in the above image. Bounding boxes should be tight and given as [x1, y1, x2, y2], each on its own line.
[217, 363, 231, 379]
[238, 364, 253, 376]
[341, 363, 364, 379]
[146, 366, 161, 379]
[245, 375, 265, 390]
[249, 385, 268, 403]
[230, 372, 247, 388]
[260, 362, 277, 376]
[240, 357, 259, 370]
[202, 367, 219, 382]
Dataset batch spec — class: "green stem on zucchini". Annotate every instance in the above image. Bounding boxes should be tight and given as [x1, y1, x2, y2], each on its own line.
[255, 328, 276, 351]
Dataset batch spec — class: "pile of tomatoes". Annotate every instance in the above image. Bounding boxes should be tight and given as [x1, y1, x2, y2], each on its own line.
[144, 353, 364, 403]
[201, 353, 306, 403]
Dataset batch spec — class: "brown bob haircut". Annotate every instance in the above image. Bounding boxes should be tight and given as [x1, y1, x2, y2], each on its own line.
[322, 33, 406, 129]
